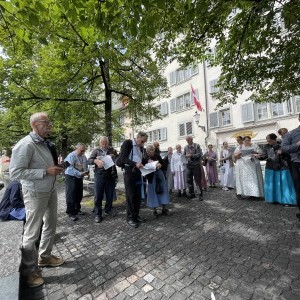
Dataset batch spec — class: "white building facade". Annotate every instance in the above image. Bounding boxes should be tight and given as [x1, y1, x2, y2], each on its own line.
[116, 60, 300, 154]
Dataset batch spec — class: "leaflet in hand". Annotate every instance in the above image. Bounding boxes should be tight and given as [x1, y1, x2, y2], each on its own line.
[141, 161, 158, 177]
[101, 155, 115, 170]
[240, 149, 255, 157]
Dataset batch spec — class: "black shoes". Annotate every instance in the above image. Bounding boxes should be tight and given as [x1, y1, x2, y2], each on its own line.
[199, 193, 204, 201]
[136, 216, 146, 223]
[127, 219, 139, 228]
[296, 213, 300, 219]
[177, 191, 182, 197]
[95, 215, 103, 223]
[187, 193, 196, 199]
[77, 211, 85, 216]
[153, 210, 159, 217]
[182, 191, 187, 197]
[162, 209, 171, 216]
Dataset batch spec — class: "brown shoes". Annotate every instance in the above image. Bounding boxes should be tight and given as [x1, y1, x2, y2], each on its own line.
[38, 255, 64, 267]
[26, 271, 44, 288]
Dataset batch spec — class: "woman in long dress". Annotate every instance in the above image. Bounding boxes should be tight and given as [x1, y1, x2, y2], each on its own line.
[163, 147, 174, 194]
[142, 145, 170, 216]
[203, 144, 218, 187]
[171, 144, 187, 197]
[262, 133, 296, 206]
[220, 142, 235, 191]
[234, 136, 264, 198]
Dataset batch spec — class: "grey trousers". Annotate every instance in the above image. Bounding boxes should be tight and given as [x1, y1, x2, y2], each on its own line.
[21, 188, 58, 274]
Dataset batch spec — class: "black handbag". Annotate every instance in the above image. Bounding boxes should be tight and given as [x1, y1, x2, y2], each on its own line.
[155, 174, 163, 194]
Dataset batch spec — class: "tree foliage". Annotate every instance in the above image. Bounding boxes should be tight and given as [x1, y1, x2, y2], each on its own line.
[153, 0, 300, 106]
[0, 0, 169, 151]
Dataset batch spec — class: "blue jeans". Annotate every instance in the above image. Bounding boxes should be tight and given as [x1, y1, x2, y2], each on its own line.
[94, 172, 114, 216]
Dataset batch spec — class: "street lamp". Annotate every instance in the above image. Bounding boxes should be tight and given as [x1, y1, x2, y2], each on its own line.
[193, 111, 206, 132]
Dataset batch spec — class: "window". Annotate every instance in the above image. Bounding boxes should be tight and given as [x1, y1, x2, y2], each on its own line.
[256, 103, 268, 120]
[170, 92, 194, 113]
[271, 103, 284, 117]
[179, 122, 193, 137]
[294, 96, 300, 112]
[147, 128, 168, 142]
[168, 65, 199, 85]
[209, 79, 219, 94]
[209, 112, 219, 128]
[156, 102, 168, 116]
[241, 103, 254, 123]
[220, 109, 231, 126]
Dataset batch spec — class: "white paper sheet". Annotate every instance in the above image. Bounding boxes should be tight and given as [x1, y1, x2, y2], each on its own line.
[100, 155, 115, 170]
[140, 161, 158, 177]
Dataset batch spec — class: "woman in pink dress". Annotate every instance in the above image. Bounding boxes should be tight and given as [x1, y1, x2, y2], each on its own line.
[203, 144, 218, 187]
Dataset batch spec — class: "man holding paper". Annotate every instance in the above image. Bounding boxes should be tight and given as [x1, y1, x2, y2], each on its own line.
[88, 136, 118, 223]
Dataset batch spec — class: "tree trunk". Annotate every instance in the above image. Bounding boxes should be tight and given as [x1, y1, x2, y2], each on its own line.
[100, 58, 112, 145]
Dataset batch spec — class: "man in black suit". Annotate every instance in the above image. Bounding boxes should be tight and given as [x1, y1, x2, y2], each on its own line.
[117, 132, 148, 228]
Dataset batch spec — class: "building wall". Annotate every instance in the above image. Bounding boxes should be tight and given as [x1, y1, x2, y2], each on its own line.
[117, 60, 300, 154]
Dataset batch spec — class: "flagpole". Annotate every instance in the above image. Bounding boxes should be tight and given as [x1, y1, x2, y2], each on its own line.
[203, 60, 209, 147]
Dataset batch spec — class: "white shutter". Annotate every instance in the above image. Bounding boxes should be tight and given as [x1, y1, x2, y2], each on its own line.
[170, 99, 176, 113]
[241, 103, 254, 123]
[161, 128, 167, 140]
[209, 112, 219, 128]
[161, 102, 168, 115]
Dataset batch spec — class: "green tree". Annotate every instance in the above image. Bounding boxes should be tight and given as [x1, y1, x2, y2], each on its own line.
[0, 0, 169, 150]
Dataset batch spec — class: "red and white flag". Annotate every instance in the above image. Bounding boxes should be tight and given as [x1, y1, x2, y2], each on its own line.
[191, 84, 204, 112]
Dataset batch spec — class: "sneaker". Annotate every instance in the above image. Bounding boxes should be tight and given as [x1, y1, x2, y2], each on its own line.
[26, 272, 44, 288]
[223, 187, 229, 191]
[69, 215, 79, 221]
[95, 215, 103, 223]
[38, 255, 64, 267]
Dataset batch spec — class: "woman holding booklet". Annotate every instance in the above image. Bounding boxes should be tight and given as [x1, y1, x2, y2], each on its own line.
[233, 136, 264, 199]
[142, 145, 170, 217]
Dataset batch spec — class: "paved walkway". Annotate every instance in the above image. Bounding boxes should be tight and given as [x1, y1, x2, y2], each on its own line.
[20, 185, 300, 300]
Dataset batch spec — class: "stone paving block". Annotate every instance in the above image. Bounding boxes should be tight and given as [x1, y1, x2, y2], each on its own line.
[142, 283, 154, 293]
[161, 284, 176, 298]
[124, 284, 140, 297]
[78, 294, 93, 300]
[143, 273, 155, 283]
[170, 291, 188, 300]
[115, 280, 131, 292]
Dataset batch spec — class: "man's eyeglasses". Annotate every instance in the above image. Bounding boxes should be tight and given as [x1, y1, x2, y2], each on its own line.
[36, 120, 53, 126]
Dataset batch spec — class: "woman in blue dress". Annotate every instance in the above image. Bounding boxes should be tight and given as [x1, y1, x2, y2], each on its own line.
[262, 133, 296, 206]
[142, 145, 170, 217]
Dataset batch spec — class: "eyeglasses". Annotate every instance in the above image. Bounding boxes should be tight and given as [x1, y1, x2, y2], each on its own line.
[36, 120, 53, 126]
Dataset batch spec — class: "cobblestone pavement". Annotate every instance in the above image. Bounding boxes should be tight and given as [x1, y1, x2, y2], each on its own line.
[20, 186, 300, 300]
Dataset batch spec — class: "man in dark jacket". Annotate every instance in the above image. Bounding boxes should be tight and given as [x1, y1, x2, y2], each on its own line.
[88, 136, 118, 223]
[0, 181, 25, 221]
[117, 132, 148, 228]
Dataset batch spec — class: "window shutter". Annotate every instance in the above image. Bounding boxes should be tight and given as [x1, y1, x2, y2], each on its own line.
[170, 99, 176, 113]
[179, 124, 185, 137]
[161, 102, 168, 115]
[209, 112, 219, 128]
[241, 103, 254, 123]
[161, 128, 167, 140]
[186, 122, 193, 135]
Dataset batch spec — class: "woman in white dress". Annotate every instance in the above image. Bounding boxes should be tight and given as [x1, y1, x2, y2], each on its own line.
[233, 136, 264, 198]
[220, 142, 235, 191]
[171, 144, 187, 197]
